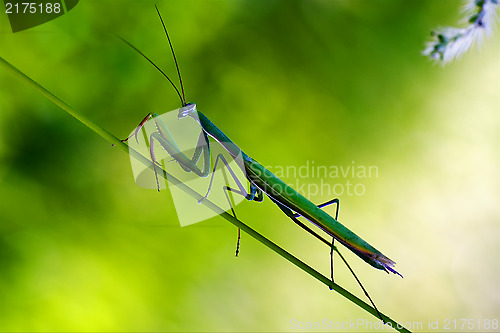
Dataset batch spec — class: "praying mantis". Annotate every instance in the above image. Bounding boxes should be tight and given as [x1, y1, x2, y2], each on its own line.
[120, 5, 402, 322]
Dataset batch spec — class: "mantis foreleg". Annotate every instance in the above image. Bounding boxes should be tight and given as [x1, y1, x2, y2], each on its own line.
[124, 112, 211, 190]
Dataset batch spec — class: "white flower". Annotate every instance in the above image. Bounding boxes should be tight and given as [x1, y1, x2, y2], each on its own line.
[423, 0, 498, 64]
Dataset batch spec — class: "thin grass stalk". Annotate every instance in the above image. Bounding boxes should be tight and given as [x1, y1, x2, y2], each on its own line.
[0, 56, 411, 333]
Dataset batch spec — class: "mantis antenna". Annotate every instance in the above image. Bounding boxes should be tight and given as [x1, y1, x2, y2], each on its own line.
[117, 35, 184, 106]
[155, 5, 186, 106]
[116, 5, 188, 107]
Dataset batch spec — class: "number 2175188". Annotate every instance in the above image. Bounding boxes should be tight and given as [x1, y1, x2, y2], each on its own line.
[5, 2, 61, 14]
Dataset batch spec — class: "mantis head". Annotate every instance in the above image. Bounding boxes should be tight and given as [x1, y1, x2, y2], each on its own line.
[178, 103, 197, 119]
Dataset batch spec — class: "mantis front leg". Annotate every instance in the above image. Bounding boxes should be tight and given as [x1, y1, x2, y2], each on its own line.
[123, 112, 211, 190]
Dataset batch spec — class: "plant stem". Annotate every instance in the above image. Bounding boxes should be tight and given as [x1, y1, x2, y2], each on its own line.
[0, 55, 411, 333]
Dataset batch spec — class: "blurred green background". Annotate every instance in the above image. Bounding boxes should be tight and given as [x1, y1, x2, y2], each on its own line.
[0, 0, 498, 331]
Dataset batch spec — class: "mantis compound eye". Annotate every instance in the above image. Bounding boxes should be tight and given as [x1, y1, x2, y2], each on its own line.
[178, 103, 197, 119]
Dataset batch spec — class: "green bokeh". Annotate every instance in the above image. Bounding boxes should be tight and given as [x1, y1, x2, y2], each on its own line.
[0, 0, 498, 331]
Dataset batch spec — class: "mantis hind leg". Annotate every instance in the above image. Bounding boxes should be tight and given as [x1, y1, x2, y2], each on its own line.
[272, 197, 385, 322]
[320, 199, 340, 287]
[293, 198, 339, 219]
[322, 198, 340, 287]
[292, 197, 340, 286]
[291, 198, 338, 285]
